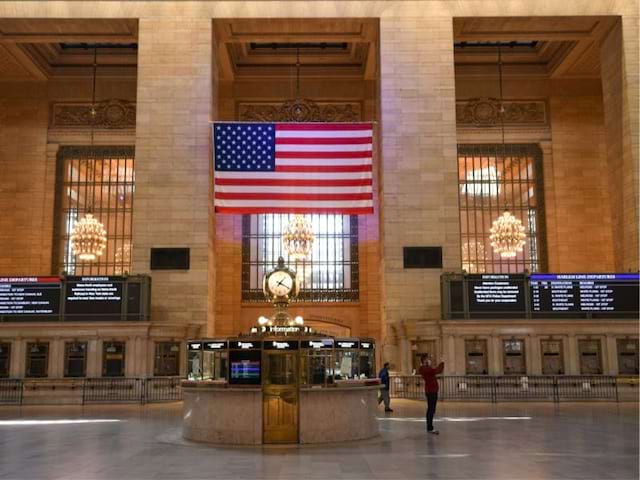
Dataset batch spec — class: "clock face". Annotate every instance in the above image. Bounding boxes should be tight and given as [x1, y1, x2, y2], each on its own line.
[267, 271, 293, 297]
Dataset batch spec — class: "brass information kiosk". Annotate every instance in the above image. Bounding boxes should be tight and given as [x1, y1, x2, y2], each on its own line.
[182, 258, 380, 445]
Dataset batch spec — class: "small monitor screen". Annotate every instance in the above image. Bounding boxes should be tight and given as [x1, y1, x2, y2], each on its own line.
[229, 350, 261, 385]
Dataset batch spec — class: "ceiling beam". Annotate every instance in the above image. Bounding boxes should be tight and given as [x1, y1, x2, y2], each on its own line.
[0, 33, 136, 44]
[2, 43, 49, 79]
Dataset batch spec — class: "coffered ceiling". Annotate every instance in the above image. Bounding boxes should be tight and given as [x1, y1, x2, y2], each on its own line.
[0, 19, 137, 80]
[214, 19, 378, 81]
[453, 16, 618, 78]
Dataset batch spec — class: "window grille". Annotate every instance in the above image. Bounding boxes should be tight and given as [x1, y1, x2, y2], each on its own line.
[458, 144, 547, 273]
[53, 146, 134, 275]
[242, 214, 359, 302]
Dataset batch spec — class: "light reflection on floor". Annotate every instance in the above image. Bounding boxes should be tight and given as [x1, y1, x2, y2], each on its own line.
[0, 400, 636, 480]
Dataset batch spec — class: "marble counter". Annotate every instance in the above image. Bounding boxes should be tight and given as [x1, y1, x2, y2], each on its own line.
[182, 385, 262, 445]
[299, 385, 380, 444]
[182, 382, 380, 445]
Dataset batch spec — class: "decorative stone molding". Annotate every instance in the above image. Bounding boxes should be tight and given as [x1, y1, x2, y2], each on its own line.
[50, 99, 136, 129]
[238, 98, 361, 122]
[456, 98, 547, 127]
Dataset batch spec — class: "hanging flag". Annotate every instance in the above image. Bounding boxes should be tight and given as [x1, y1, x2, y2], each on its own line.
[212, 122, 374, 214]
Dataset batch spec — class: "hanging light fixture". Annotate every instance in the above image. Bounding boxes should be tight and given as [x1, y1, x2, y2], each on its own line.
[490, 211, 526, 258]
[70, 46, 107, 263]
[488, 43, 526, 259]
[282, 214, 315, 260]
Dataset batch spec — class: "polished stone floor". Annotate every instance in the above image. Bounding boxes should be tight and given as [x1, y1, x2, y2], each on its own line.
[0, 400, 637, 480]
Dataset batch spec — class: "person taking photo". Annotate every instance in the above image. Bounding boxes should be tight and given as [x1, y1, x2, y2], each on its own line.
[419, 355, 444, 435]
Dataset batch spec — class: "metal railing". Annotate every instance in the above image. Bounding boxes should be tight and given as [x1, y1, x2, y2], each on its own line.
[0, 377, 183, 405]
[390, 375, 633, 402]
[0, 379, 23, 404]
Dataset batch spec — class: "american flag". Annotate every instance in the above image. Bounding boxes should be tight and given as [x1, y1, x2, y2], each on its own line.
[212, 122, 374, 214]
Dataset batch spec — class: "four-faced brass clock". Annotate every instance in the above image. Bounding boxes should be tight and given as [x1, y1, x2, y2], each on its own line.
[263, 256, 299, 303]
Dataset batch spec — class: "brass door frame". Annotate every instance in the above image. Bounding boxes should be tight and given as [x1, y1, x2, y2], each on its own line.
[262, 349, 300, 444]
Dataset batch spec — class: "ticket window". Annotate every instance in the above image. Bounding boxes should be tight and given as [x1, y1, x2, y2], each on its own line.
[202, 341, 228, 381]
[334, 340, 359, 379]
[26, 342, 49, 378]
[541, 340, 565, 375]
[617, 339, 639, 375]
[465, 339, 488, 375]
[579, 339, 602, 374]
[103, 341, 125, 377]
[358, 340, 376, 379]
[187, 342, 203, 380]
[301, 339, 334, 386]
[412, 340, 436, 374]
[0, 342, 10, 378]
[64, 342, 87, 377]
[503, 339, 526, 375]
[154, 342, 180, 376]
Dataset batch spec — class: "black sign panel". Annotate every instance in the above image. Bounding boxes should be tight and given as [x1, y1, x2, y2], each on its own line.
[0, 277, 61, 319]
[204, 341, 228, 350]
[65, 277, 123, 318]
[336, 339, 359, 349]
[302, 339, 334, 349]
[530, 274, 640, 314]
[188, 342, 203, 351]
[467, 274, 526, 313]
[359, 340, 375, 350]
[229, 340, 262, 350]
[263, 340, 299, 350]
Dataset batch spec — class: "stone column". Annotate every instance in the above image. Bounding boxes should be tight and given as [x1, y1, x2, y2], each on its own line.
[604, 335, 618, 375]
[566, 335, 579, 375]
[86, 338, 99, 377]
[379, 13, 459, 329]
[10, 338, 23, 378]
[600, 21, 639, 271]
[133, 19, 213, 330]
[444, 335, 455, 374]
[527, 335, 541, 375]
[454, 336, 466, 375]
[490, 336, 502, 375]
[49, 337, 63, 378]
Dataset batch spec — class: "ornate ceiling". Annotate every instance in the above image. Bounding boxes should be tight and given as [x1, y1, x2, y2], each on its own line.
[0, 19, 137, 80]
[453, 16, 618, 78]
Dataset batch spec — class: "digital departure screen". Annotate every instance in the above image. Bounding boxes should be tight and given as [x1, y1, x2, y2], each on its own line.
[64, 276, 123, 318]
[467, 274, 526, 313]
[229, 350, 261, 385]
[530, 273, 640, 314]
[0, 277, 61, 319]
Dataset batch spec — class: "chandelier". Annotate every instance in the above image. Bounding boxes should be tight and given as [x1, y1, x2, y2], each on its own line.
[282, 214, 315, 260]
[462, 240, 487, 273]
[70, 213, 107, 261]
[70, 46, 108, 263]
[489, 211, 526, 258]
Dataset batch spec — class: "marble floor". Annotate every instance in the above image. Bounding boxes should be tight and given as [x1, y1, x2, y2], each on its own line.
[0, 400, 637, 480]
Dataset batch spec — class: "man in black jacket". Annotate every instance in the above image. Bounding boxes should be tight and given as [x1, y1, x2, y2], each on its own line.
[378, 362, 393, 412]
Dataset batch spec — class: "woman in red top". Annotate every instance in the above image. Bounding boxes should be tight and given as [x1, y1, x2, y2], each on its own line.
[418, 355, 444, 435]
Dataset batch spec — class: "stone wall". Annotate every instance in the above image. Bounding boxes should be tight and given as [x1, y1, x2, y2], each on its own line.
[547, 95, 614, 272]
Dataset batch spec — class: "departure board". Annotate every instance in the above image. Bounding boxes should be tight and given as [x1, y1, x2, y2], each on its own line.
[0, 277, 61, 318]
[530, 274, 640, 314]
[467, 274, 526, 313]
[65, 276, 123, 317]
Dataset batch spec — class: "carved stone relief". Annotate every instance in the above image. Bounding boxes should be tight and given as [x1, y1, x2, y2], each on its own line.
[238, 98, 362, 122]
[456, 98, 547, 127]
[50, 99, 136, 129]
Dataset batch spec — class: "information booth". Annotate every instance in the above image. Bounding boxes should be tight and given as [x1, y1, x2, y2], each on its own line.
[182, 257, 380, 445]
[183, 329, 379, 445]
